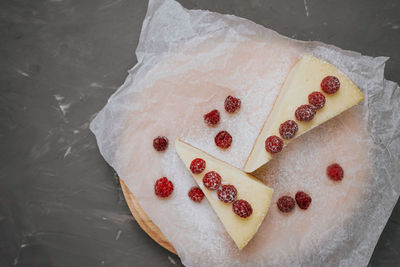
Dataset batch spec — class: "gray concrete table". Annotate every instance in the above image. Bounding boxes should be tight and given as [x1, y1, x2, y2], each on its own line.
[1, 0, 399, 266]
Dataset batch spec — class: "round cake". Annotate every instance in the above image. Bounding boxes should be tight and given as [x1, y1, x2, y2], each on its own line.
[116, 37, 371, 265]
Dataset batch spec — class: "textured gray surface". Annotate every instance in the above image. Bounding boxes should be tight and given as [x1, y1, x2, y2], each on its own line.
[0, 0, 399, 266]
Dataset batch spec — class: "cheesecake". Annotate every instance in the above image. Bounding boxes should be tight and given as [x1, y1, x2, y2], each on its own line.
[175, 138, 274, 249]
[244, 55, 364, 172]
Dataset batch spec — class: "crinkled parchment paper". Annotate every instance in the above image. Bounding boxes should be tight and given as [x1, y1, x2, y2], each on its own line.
[90, 0, 400, 266]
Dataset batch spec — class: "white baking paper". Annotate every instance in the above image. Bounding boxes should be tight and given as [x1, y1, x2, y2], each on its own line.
[90, 0, 400, 266]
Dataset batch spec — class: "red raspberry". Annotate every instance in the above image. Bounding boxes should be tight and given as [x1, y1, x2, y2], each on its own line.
[202, 171, 221, 190]
[321, 76, 340, 94]
[188, 187, 205, 203]
[154, 177, 174, 198]
[265, 135, 283, 154]
[204, 109, 220, 126]
[295, 191, 312, 210]
[326, 163, 344, 181]
[224, 95, 241, 113]
[232, 200, 253, 218]
[153, 136, 168, 151]
[277, 196, 295, 213]
[217, 185, 237, 203]
[295, 104, 316, 121]
[308, 91, 326, 110]
[279, 120, 298, 139]
[215, 131, 232, 149]
[190, 158, 206, 174]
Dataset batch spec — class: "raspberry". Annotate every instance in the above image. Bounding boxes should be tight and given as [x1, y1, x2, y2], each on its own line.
[217, 185, 237, 203]
[279, 120, 298, 139]
[204, 109, 220, 126]
[215, 131, 232, 149]
[232, 200, 253, 218]
[265, 135, 283, 154]
[326, 163, 344, 181]
[202, 171, 221, 190]
[321, 76, 340, 94]
[224, 95, 241, 113]
[188, 187, 205, 202]
[295, 104, 316, 121]
[277, 196, 295, 213]
[308, 91, 326, 110]
[295, 191, 312, 210]
[190, 158, 206, 174]
[153, 136, 168, 151]
[154, 177, 174, 198]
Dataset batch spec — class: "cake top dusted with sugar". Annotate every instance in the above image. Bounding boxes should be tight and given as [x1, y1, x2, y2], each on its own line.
[113, 36, 370, 263]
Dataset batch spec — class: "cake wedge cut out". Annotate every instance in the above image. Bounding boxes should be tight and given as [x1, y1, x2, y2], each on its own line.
[244, 54, 364, 172]
[175, 138, 273, 250]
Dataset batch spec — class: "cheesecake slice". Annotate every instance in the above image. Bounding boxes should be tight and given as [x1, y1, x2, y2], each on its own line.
[175, 139, 273, 250]
[244, 55, 364, 172]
